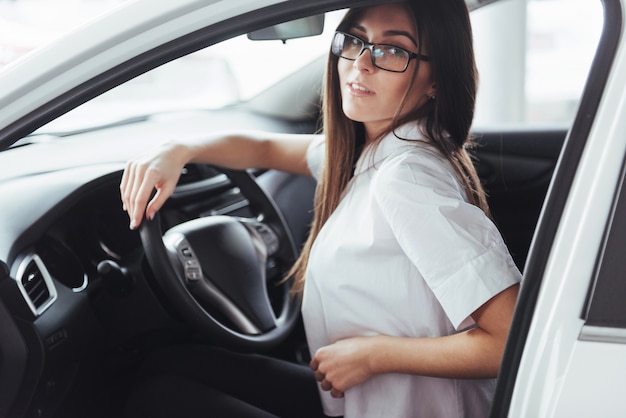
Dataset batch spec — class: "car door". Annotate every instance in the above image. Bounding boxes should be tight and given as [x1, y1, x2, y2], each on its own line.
[490, 0, 626, 416]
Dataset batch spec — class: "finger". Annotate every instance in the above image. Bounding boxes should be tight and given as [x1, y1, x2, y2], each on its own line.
[314, 370, 325, 382]
[145, 184, 174, 221]
[121, 160, 139, 213]
[128, 165, 154, 229]
[309, 358, 319, 371]
[120, 161, 132, 212]
[330, 388, 344, 399]
[320, 379, 332, 391]
[126, 161, 144, 223]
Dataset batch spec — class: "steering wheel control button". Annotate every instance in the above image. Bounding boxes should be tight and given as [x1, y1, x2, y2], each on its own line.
[177, 245, 203, 281]
[163, 234, 205, 282]
[185, 260, 202, 281]
[243, 221, 280, 255]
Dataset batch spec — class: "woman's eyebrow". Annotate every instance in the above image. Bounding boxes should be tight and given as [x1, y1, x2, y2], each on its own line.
[352, 24, 418, 47]
[384, 30, 418, 46]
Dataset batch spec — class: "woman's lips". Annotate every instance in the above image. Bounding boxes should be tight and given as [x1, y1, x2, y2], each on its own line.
[347, 81, 374, 97]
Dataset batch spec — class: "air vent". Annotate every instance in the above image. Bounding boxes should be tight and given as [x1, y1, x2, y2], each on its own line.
[15, 254, 57, 316]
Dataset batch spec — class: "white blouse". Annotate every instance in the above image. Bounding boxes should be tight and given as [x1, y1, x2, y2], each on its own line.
[301, 123, 522, 418]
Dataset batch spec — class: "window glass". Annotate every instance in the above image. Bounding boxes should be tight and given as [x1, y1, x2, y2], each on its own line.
[21, 7, 345, 133]
[471, 0, 603, 128]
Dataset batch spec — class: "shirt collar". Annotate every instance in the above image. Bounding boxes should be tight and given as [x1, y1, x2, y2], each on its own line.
[354, 122, 428, 175]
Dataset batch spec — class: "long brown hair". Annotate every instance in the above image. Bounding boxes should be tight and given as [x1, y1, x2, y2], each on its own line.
[289, 0, 488, 293]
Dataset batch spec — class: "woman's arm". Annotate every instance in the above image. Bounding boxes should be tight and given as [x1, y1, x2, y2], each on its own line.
[120, 131, 317, 229]
[310, 283, 519, 398]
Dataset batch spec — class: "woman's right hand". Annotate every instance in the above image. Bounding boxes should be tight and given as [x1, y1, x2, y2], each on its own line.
[120, 141, 192, 230]
[120, 132, 314, 229]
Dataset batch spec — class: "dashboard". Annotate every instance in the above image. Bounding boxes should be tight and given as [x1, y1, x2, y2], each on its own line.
[0, 108, 317, 418]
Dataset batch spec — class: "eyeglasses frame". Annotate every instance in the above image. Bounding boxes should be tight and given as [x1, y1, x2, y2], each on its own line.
[332, 31, 431, 73]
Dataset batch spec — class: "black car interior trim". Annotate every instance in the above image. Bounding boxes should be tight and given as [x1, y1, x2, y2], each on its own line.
[581, 154, 626, 329]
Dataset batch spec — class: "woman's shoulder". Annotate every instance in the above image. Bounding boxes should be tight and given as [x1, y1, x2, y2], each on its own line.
[359, 124, 435, 168]
[376, 136, 456, 183]
[370, 131, 465, 200]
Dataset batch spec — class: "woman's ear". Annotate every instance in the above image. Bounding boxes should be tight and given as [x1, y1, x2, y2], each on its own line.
[427, 83, 437, 99]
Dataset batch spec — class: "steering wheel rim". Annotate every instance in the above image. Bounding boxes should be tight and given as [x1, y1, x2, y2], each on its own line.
[139, 168, 301, 351]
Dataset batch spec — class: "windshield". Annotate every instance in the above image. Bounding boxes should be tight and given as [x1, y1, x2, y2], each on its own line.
[31, 11, 346, 135]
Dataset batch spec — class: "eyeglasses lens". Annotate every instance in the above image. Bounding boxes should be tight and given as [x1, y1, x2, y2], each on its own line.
[332, 32, 409, 72]
[373, 46, 409, 72]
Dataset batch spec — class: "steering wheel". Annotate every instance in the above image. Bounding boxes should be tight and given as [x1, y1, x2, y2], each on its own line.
[139, 167, 301, 350]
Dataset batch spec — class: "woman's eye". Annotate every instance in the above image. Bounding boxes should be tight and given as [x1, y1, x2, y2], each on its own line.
[346, 37, 362, 51]
[388, 47, 407, 57]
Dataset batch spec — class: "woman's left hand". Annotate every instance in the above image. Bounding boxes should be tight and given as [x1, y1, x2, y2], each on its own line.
[309, 285, 520, 399]
[309, 337, 378, 398]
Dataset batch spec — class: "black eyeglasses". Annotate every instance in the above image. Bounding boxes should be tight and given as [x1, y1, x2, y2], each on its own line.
[331, 31, 430, 73]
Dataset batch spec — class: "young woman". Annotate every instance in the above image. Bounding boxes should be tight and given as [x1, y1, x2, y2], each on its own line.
[121, 1, 521, 417]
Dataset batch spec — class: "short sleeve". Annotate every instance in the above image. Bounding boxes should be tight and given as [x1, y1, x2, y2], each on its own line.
[372, 152, 522, 329]
[306, 135, 325, 180]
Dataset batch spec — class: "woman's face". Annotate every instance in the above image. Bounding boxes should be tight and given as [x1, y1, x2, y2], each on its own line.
[338, 3, 436, 141]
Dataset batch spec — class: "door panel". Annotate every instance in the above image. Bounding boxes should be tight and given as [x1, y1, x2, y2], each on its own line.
[473, 129, 566, 270]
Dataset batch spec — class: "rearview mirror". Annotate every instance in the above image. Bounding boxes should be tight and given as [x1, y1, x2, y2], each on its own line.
[248, 15, 325, 41]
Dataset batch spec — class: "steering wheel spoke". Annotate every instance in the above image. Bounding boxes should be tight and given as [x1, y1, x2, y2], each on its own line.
[186, 277, 267, 335]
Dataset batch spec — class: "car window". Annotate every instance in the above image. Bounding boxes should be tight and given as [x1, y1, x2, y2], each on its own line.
[471, 0, 603, 128]
[31, 9, 346, 134]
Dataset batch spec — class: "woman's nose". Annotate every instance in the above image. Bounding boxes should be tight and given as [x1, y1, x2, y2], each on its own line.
[353, 48, 375, 72]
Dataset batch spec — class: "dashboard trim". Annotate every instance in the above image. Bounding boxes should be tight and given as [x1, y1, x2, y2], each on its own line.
[15, 253, 58, 316]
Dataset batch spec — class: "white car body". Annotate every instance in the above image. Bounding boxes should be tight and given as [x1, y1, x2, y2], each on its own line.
[510, 8, 626, 414]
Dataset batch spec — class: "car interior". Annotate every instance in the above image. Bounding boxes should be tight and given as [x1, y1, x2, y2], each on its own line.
[0, 0, 607, 417]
